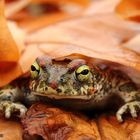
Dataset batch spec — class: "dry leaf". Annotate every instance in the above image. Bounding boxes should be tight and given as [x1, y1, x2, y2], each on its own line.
[26, 13, 140, 72]
[122, 34, 140, 54]
[22, 103, 100, 140]
[0, 0, 23, 87]
[84, 0, 120, 15]
[20, 12, 77, 33]
[115, 0, 140, 22]
[94, 114, 140, 140]
[5, 0, 89, 31]
[22, 103, 140, 140]
[0, 0, 19, 62]
[7, 21, 26, 53]
[0, 62, 22, 85]
[0, 116, 22, 140]
[29, 0, 89, 7]
[1, 1, 140, 140]
[5, 0, 29, 18]
[19, 44, 45, 73]
[0, 0, 89, 86]
[0, 19, 26, 87]
[1, 1, 140, 88]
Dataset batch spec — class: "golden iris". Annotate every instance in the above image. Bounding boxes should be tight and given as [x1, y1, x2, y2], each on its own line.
[30, 61, 40, 78]
[75, 65, 90, 81]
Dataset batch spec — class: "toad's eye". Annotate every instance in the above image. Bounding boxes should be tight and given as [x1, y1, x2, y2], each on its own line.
[30, 61, 40, 78]
[74, 65, 90, 82]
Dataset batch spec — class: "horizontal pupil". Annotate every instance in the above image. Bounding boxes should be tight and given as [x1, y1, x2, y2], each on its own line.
[80, 69, 89, 75]
[31, 65, 40, 74]
[31, 65, 36, 71]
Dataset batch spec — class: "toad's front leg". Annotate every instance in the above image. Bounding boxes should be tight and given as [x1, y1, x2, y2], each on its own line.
[116, 100, 140, 122]
[0, 87, 27, 118]
[0, 101, 27, 118]
[116, 82, 140, 122]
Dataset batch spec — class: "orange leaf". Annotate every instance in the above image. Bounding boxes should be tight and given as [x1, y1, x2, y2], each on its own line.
[29, 0, 89, 7]
[1, 1, 140, 87]
[122, 34, 140, 54]
[7, 21, 26, 54]
[20, 12, 77, 33]
[0, 62, 22, 87]
[0, 0, 19, 62]
[26, 14, 140, 72]
[5, 0, 29, 18]
[19, 44, 45, 73]
[84, 0, 120, 15]
[0, 117, 22, 140]
[115, 0, 140, 22]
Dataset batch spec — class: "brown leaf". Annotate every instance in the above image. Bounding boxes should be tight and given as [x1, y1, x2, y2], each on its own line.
[21, 103, 100, 140]
[93, 114, 140, 140]
[22, 103, 140, 140]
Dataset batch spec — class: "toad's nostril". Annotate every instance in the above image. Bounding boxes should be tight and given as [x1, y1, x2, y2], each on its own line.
[60, 77, 64, 82]
[59, 77, 67, 83]
[49, 81, 57, 89]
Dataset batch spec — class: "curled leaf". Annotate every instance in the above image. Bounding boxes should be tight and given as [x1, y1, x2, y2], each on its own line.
[22, 103, 140, 140]
[22, 103, 100, 140]
[26, 14, 140, 72]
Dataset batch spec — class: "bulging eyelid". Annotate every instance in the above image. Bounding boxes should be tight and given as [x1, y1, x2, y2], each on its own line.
[68, 59, 86, 68]
[36, 56, 52, 67]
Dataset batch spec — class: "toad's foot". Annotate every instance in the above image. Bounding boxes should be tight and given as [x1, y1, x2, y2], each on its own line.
[0, 101, 27, 118]
[116, 101, 140, 122]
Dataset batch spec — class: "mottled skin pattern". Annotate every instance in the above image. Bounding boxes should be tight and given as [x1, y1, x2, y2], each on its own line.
[0, 57, 140, 122]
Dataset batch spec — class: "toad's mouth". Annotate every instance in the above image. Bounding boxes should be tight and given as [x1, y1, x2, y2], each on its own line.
[32, 86, 93, 100]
